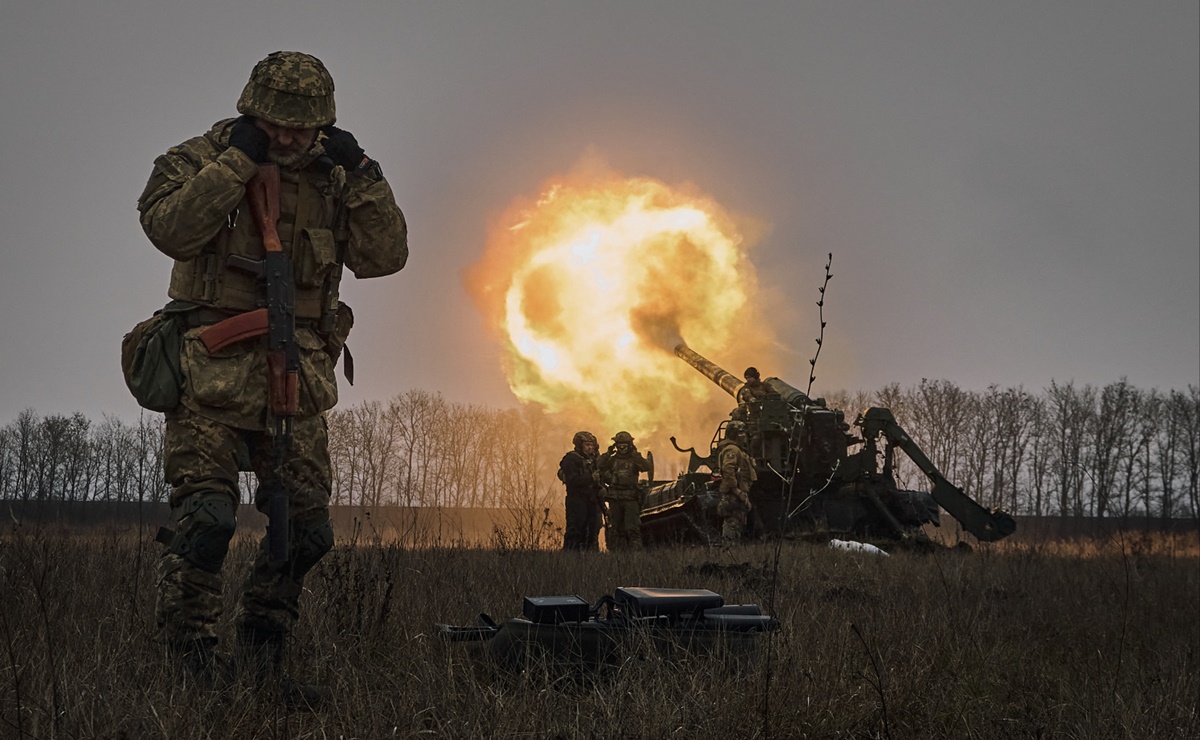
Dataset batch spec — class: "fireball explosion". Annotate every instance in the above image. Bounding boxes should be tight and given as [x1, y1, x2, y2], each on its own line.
[466, 166, 776, 444]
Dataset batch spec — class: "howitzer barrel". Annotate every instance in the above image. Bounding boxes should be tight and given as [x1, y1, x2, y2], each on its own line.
[674, 344, 743, 399]
[763, 378, 812, 408]
[675, 344, 814, 408]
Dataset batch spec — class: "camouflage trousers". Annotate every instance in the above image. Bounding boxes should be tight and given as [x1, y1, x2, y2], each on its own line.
[603, 492, 642, 551]
[156, 407, 333, 645]
[718, 492, 748, 544]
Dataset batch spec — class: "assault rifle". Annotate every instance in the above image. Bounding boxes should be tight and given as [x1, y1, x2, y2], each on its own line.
[246, 164, 298, 567]
[196, 165, 296, 567]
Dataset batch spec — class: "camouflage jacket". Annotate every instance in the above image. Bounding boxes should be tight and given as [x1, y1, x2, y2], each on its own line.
[137, 119, 408, 430]
[716, 440, 756, 495]
[736, 380, 772, 406]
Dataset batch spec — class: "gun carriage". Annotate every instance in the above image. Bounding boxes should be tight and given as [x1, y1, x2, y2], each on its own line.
[639, 344, 1016, 545]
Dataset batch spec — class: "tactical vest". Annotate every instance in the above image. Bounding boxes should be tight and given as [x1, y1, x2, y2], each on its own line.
[605, 453, 643, 490]
[168, 162, 346, 322]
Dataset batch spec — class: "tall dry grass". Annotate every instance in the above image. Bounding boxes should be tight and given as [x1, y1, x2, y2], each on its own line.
[0, 519, 1196, 739]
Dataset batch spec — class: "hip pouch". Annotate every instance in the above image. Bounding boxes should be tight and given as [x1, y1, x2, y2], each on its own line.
[120, 303, 187, 412]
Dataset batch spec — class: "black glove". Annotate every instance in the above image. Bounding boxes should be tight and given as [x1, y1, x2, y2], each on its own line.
[228, 116, 269, 163]
[320, 125, 368, 170]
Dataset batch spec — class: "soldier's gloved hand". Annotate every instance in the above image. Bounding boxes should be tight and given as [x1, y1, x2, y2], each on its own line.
[228, 116, 269, 163]
[320, 125, 370, 170]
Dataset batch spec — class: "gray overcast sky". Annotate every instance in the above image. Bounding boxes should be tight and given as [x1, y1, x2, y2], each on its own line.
[1, 0, 1196, 424]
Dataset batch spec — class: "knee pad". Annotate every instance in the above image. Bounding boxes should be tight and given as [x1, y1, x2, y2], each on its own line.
[171, 493, 237, 573]
[289, 515, 333, 578]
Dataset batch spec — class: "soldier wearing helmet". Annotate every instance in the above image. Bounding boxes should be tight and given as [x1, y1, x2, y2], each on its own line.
[558, 431, 604, 551]
[716, 421, 757, 544]
[735, 366, 775, 454]
[136, 51, 408, 701]
[597, 431, 651, 550]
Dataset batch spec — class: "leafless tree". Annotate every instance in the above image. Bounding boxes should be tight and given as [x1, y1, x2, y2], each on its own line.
[1026, 394, 1055, 516]
[1181, 386, 1200, 519]
[1115, 390, 1157, 518]
[1091, 380, 1137, 518]
[1046, 381, 1096, 516]
[1155, 390, 1187, 520]
[907, 379, 971, 491]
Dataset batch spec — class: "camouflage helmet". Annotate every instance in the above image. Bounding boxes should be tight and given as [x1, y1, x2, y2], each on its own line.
[612, 431, 634, 444]
[744, 366, 760, 380]
[572, 431, 598, 448]
[725, 421, 747, 441]
[237, 51, 336, 128]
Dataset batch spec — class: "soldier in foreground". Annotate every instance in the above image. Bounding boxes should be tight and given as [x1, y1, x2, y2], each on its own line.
[558, 431, 603, 550]
[597, 431, 650, 550]
[716, 421, 756, 544]
[137, 51, 408, 703]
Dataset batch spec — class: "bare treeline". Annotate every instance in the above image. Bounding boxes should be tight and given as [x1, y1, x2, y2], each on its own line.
[0, 381, 1197, 519]
[0, 409, 170, 504]
[324, 390, 558, 510]
[828, 379, 1200, 519]
[0, 391, 562, 512]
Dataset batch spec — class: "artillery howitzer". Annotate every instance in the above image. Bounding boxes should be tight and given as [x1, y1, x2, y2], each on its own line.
[640, 344, 1016, 545]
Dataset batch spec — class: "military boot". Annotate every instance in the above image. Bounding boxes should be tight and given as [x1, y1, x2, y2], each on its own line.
[167, 637, 222, 688]
[235, 626, 331, 710]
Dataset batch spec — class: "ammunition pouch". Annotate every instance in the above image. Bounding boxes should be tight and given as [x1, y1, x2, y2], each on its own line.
[293, 227, 338, 289]
[121, 301, 190, 412]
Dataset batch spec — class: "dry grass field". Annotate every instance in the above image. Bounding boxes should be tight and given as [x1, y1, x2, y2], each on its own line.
[0, 518, 1196, 739]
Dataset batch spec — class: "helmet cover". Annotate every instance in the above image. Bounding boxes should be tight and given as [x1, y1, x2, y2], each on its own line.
[236, 51, 336, 128]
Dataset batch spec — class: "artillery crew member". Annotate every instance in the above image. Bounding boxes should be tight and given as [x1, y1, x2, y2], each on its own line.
[136, 51, 408, 700]
[597, 431, 651, 550]
[736, 367, 773, 454]
[558, 431, 604, 551]
[716, 421, 757, 544]
[736, 367, 771, 406]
